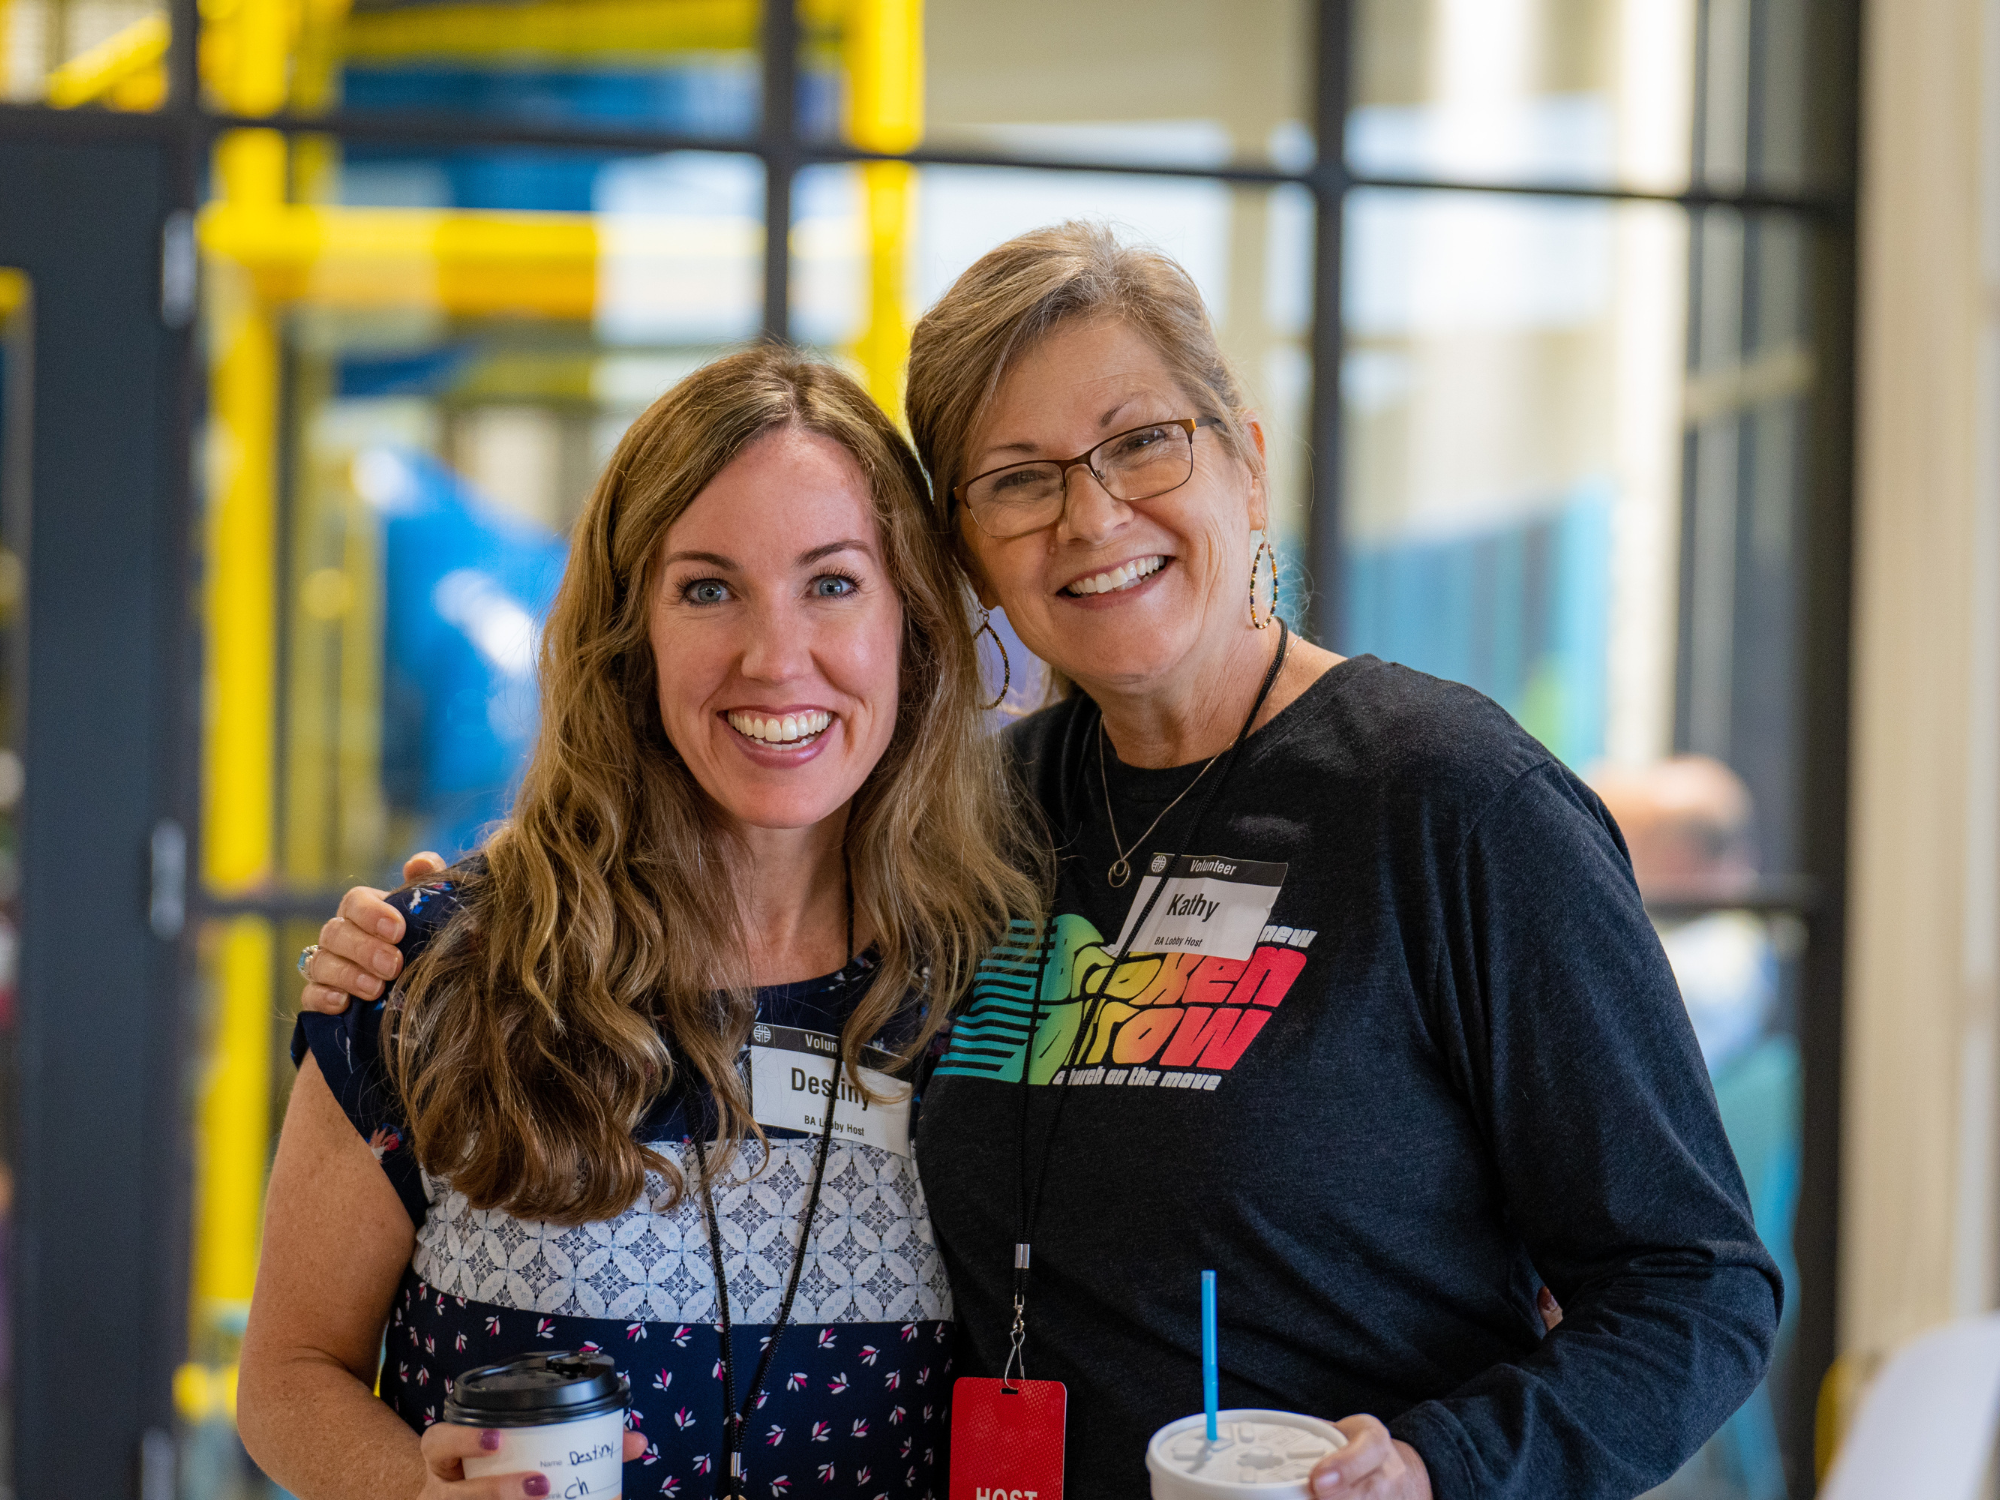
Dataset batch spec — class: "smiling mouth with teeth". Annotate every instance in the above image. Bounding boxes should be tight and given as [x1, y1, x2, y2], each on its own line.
[1063, 555, 1167, 597]
[726, 709, 833, 746]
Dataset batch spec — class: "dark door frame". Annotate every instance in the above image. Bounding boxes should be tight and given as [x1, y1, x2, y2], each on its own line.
[0, 127, 199, 1500]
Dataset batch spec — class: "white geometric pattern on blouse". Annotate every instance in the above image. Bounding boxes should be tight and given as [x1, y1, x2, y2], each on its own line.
[410, 1138, 953, 1325]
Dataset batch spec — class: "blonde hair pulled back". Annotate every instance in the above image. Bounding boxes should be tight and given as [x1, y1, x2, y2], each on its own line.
[906, 220, 1264, 534]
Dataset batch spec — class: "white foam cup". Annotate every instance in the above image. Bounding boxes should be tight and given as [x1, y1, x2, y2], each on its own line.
[1146, 1409, 1348, 1499]
[445, 1350, 630, 1499]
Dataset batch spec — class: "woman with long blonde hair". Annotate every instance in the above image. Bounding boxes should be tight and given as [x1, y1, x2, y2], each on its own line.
[241, 347, 1039, 1500]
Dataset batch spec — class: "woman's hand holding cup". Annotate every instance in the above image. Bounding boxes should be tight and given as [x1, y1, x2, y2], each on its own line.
[416, 1422, 646, 1498]
[1307, 1416, 1430, 1500]
[298, 851, 446, 1014]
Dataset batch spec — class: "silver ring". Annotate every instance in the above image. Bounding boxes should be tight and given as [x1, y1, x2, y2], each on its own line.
[297, 944, 319, 979]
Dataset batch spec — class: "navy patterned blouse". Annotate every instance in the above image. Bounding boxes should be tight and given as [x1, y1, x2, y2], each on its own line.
[292, 877, 955, 1500]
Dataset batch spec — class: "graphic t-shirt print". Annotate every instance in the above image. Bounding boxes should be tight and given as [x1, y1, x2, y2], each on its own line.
[934, 853, 1316, 1091]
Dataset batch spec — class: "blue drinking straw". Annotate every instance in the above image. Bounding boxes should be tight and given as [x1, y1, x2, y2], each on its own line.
[1201, 1269, 1219, 1442]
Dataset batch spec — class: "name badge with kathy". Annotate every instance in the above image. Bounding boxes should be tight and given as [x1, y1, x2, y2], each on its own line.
[746, 1023, 912, 1156]
[1110, 853, 1288, 962]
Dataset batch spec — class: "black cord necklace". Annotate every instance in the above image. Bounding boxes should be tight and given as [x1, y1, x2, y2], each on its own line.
[1007, 620, 1290, 1377]
[692, 851, 854, 1500]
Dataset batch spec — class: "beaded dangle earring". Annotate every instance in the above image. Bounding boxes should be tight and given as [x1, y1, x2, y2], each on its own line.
[1248, 536, 1279, 630]
[975, 607, 1011, 709]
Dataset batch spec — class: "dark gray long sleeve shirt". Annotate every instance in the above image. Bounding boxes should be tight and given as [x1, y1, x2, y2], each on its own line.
[914, 655, 1781, 1499]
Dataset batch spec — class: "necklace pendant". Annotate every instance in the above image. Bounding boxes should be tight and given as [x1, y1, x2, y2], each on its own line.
[1108, 858, 1132, 888]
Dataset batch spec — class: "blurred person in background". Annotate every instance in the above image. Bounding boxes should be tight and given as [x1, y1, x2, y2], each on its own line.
[1593, 756, 1800, 1500]
[307, 223, 1780, 1500]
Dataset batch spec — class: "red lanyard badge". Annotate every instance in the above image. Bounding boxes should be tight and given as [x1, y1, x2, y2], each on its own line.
[949, 1376, 1067, 1500]
[951, 1241, 1066, 1497]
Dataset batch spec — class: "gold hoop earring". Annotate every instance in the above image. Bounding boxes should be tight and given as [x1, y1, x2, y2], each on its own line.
[975, 607, 1011, 709]
[1248, 537, 1279, 630]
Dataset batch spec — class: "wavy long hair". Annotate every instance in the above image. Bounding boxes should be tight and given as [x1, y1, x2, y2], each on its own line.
[385, 347, 1042, 1225]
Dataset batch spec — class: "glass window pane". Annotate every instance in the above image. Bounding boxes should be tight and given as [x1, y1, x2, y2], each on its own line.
[811, 0, 1313, 171]
[1349, 0, 1684, 191]
[1342, 187, 1687, 771]
[199, 0, 761, 134]
[791, 164, 1313, 705]
[1344, 186, 1821, 1497]
[1348, 0, 1833, 197]
[1679, 206, 1813, 874]
[1, 0, 170, 109]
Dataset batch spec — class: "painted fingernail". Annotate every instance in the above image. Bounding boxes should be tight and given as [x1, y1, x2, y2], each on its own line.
[479, 1429, 502, 1451]
[523, 1478, 549, 1497]
[377, 918, 398, 939]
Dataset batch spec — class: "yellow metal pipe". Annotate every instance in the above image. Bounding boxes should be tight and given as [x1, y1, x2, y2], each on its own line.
[292, 0, 352, 114]
[202, 201, 607, 314]
[205, 0, 298, 115]
[193, 118, 287, 1366]
[843, 0, 921, 154]
[191, 921, 273, 1324]
[44, 11, 169, 109]
[843, 0, 922, 415]
[345, 0, 751, 59]
[202, 137, 284, 895]
[202, 200, 765, 319]
[340, 0, 844, 61]
[853, 160, 912, 416]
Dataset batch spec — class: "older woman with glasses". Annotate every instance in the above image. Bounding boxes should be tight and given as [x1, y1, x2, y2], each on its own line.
[305, 224, 1779, 1500]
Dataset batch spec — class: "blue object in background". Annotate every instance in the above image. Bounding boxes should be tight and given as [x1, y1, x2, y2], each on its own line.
[337, 345, 475, 399]
[356, 448, 567, 863]
[1344, 481, 1612, 768]
[342, 64, 759, 138]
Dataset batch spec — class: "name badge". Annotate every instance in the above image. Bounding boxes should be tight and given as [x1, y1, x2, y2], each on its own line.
[746, 1023, 912, 1157]
[949, 1377, 1067, 1500]
[1111, 853, 1288, 962]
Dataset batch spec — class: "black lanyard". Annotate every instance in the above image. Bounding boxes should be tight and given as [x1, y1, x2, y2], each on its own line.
[693, 864, 854, 1499]
[1005, 621, 1289, 1381]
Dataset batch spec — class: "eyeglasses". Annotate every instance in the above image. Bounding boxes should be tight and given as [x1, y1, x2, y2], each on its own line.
[953, 416, 1222, 541]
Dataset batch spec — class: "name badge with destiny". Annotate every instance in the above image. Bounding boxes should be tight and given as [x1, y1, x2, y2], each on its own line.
[1112, 853, 1288, 961]
[746, 1023, 912, 1157]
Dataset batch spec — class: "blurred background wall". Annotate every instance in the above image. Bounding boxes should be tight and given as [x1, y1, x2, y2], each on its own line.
[4, 0, 1992, 1495]
[1840, 0, 2000, 1428]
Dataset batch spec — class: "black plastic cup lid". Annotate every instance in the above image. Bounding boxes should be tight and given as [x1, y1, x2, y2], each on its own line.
[442, 1351, 631, 1428]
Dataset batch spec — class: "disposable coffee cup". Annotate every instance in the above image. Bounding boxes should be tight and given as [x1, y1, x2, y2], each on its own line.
[1146, 1409, 1348, 1499]
[444, 1350, 631, 1499]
